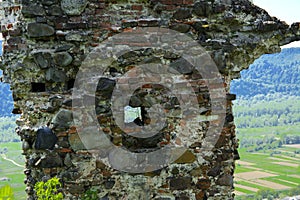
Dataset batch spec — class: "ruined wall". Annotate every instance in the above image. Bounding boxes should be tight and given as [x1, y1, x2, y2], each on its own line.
[0, 0, 300, 199]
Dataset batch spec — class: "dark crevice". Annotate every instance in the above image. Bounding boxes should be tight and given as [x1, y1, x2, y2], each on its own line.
[31, 82, 46, 92]
[67, 79, 75, 90]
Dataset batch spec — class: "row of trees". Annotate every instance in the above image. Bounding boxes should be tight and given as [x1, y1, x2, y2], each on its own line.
[238, 131, 300, 152]
[238, 134, 283, 151]
[233, 94, 300, 128]
[236, 185, 300, 200]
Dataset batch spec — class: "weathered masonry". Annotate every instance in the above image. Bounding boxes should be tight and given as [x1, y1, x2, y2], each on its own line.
[0, 0, 299, 199]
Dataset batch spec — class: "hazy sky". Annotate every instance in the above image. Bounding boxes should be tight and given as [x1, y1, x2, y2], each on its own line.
[253, 0, 300, 24]
[253, 0, 300, 48]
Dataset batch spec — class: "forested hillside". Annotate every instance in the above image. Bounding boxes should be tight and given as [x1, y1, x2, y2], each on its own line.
[231, 48, 300, 129]
[0, 70, 18, 142]
[0, 70, 14, 116]
[231, 48, 300, 97]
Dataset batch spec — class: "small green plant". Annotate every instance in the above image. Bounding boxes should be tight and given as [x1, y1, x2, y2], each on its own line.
[82, 188, 98, 200]
[34, 177, 63, 200]
[0, 185, 14, 200]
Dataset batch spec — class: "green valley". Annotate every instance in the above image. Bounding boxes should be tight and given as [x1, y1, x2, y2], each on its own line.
[232, 48, 300, 199]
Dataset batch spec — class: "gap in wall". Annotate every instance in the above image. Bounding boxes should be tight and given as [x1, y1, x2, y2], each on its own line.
[0, 33, 26, 199]
[231, 47, 300, 198]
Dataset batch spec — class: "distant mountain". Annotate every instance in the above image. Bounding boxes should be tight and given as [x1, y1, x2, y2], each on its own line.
[231, 48, 300, 97]
[0, 70, 14, 116]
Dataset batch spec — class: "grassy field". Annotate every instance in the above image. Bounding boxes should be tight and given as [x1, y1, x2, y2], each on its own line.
[236, 124, 300, 139]
[0, 142, 26, 200]
[235, 144, 300, 197]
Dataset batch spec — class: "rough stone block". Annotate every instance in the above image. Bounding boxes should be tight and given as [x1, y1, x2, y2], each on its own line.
[169, 177, 192, 190]
[172, 8, 192, 20]
[61, 0, 88, 15]
[27, 23, 55, 37]
[32, 51, 52, 69]
[216, 174, 233, 186]
[54, 52, 73, 67]
[22, 5, 46, 17]
[40, 154, 63, 168]
[46, 68, 67, 82]
[51, 109, 73, 130]
[35, 127, 57, 150]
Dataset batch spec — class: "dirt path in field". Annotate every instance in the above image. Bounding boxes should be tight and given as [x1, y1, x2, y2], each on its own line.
[235, 171, 277, 180]
[234, 190, 246, 196]
[272, 162, 299, 167]
[253, 179, 291, 190]
[291, 174, 300, 179]
[236, 161, 255, 166]
[243, 166, 263, 171]
[283, 144, 300, 149]
[235, 184, 259, 192]
[280, 155, 300, 162]
[0, 154, 24, 168]
[268, 156, 299, 164]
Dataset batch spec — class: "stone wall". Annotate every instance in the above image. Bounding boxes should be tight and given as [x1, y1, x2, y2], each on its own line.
[0, 0, 299, 199]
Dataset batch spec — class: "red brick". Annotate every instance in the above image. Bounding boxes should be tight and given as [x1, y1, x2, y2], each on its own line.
[8, 28, 21, 36]
[132, 5, 143, 11]
[102, 127, 110, 133]
[100, 22, 111, 29]
[7, 23, 13, 29]
[68, 126, 77, 134]
[165, 5, 177, 10]
[123, 27, 134, 32]
[9, 6, 21, 12]
[58, 148, 72, 153]
[183, 0, 194, 5]
[95, 9, 104, 15]
[142, 84, 153, 89]
[161, 0, 173, 5]
[4, 44, 18, 52]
